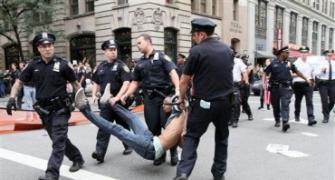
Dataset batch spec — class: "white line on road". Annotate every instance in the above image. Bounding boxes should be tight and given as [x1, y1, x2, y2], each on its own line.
[0, 148, 118, 180]
[301, 132, 319, 137]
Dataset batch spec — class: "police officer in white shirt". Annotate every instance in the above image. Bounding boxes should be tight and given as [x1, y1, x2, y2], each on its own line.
[315, 50, 335, 123]
[230, 54, 248, 128]
[292, 47, 317, 126]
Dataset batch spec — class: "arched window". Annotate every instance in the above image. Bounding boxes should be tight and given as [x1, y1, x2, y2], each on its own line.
[4, 44, 20, 69]
[164, 28, 178, 62]
[70, 34, 96, 67]
[114, 28, 132, 64]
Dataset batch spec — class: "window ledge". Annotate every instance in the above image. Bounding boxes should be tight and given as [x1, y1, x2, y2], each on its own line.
[112, 4, 129, 10]
[65, 12, 95, 20]
[191, 11, 221, 20]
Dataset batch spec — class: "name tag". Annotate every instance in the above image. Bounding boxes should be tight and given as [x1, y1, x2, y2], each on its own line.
[200, 100, 211, 109]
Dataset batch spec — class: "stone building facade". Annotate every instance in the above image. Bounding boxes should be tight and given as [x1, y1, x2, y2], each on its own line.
[0, 0, 252, 69]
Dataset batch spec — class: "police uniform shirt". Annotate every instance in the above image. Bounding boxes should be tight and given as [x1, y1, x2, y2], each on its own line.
[265, 59, 298, 82]
[19, 56, 76, 100]
[92, 59, 131, 95]
[132, 50, 176, 89]
[293, 58, 313, 82]
[183, 37, 234, 101]
[233, 58, 247, 82]
[315, 59, 335, 80]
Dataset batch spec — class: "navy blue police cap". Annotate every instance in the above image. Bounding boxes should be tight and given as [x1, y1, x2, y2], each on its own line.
[33, 32, 56, 46]
[191, 18, 216, 33]
[322, 49, 334, 55]
[298, 46, 310, 53]
[277, 46, 290, 54]
[101, 39, 118, 50]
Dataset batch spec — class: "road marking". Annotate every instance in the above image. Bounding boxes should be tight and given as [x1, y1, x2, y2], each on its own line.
[301, 132, 319, 137]
[262, 118, 311, 125]
[0, 148, 118, 180]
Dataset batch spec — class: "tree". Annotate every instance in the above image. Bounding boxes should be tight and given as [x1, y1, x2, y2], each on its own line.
[0, 0, 54, 62]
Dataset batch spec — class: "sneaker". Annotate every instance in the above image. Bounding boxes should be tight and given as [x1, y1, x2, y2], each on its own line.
[100, 83, 112, 104]
[153, 153, 166, 166]
[258, 106, 264, 110]
[74, 88, 87, 109]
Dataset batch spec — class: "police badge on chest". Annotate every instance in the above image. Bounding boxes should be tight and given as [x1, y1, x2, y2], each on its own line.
[111, 64, 118, 71]
[53, 62, 60, 72]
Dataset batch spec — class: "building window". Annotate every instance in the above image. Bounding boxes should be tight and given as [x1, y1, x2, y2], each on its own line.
[289, 12, 297, 43]
[32, 0, 52, 25]
[255, 0, 267, 39]
[314, 0, 320, 10]
[330, 2, 335, 18]
[70, 0, 79, 16]
[302, 17, 309, 46]
[191, 0, 196, 11]
[321, 0, 328, 13]
[4, 44, 20, 69]
[321, 25, 326, 52]
[212, 0, 217, 16]
[70, 34, 96, 67]
[200, 0, 206, 13]
[312, 21, 318, 54]
[164, 28, 178, 62]
[86, 0, 94, 12]
[118, 0, 128, 5]
[166, 0, 173, 4]
[114, 28, 132, 63]
[274, 6, 284, 49]
[233, 0, 239, 21]
[329, 28, 334, 50]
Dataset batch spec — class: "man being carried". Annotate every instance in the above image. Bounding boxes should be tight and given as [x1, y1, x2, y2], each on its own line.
[75, 86, 186, 161]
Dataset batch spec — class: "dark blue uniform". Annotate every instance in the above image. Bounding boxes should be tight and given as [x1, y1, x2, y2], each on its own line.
[20, 56, 84, 179]
[92, 59, 132, 160]
[132, 50, 177, 164]
[265, 59, 298, 125]
[176, 18, 234, 180]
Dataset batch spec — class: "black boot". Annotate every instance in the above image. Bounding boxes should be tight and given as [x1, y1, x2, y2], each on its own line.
[170, 148, 178, 166]
[69, 160, 84, 172]
[282, 122, 290, 132]
[92, 151, 104, 163]
[123, 145, 133, 155]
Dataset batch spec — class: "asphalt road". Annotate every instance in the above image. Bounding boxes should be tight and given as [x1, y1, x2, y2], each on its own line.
[0, 95, 334, 180]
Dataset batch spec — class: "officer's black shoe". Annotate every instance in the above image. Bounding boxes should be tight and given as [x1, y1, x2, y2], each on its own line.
[214, 176, 225, 180]
[282, 122, 290, 132]
[123, 147, 133, 155]
[173, 173, 188, 180]
[92, 152, 104, 163]
[308, 120, 317, 126]
[38, 175, 57, 180]
[100, 83, 112, 104]
[248, 114, 253, 120]
[322, 119, 329, 123]
[153, 153, 166, 166]
[295, 116, 300, 122]
[322, 115, 329, 123]
[69, 160, 84, 172]
[232, 121, 238, 128]
[274, 121, 280, 127]
[228, 121, 233, 126]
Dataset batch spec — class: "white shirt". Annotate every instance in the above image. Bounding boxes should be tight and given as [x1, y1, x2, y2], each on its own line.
[293, 58, 313, 82]
[233, 58, 247, 82]
[315, 59, 335, 80]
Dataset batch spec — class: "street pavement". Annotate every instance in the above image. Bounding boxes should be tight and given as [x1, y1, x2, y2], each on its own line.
[0, 94, 334, 180]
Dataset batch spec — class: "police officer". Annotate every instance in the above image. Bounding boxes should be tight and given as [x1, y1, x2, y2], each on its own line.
[174, 18, 234, 180]
[90, 39, 133, 163]
[264, 46, 312, 132]
[292, 47, 316, 126]
[315, 50, 335, 123]
[230, 54, 248, 128]
[120, 33, 180, 166]
[6, 32, 84, 180]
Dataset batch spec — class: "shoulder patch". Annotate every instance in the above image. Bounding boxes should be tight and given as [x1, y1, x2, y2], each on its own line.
[163, 54, 172, 62]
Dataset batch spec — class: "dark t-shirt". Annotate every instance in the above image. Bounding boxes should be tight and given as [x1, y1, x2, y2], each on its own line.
[184, 37, 234, 101]
[19, 56, 76, 100]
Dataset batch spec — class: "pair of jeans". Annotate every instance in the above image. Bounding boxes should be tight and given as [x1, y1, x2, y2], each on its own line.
[81, 104, 156, 160]
[22, 85, 36, 110]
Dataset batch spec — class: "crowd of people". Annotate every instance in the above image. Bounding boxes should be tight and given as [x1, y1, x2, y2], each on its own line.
[3, 17, 335, 180]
